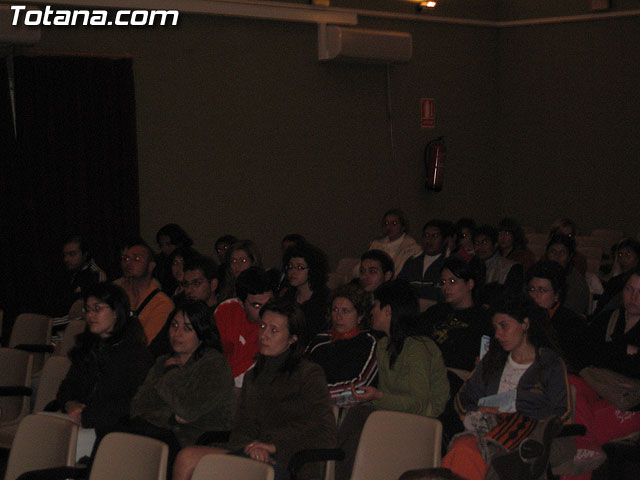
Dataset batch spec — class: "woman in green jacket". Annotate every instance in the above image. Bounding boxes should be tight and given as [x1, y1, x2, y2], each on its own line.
[336, 279, 449, 480]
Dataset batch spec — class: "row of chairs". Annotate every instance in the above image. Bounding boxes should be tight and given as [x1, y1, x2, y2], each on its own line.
[0, 316, 83, 449]
[4, 410, 443, 480]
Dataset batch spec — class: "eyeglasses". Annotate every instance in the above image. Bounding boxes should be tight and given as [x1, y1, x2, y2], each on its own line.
[181, 278, 207, 288]
[527, 286, 552, 295]
[121, 254, 146, 263]
[231, 257, 249, 264]
[82, 303, 111, 314]
[423, 232, 441, 239]
[285, 264, 309, 271]
[216, 245, 230, 253]
[384, 220, 400, 226]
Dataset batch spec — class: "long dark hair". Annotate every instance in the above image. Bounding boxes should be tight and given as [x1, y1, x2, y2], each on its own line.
[168, 300, 222, 361]
[374, 279, 427, 369]
[70, 282, 146, 363]
[481, 295, 556, 385]
[252, 297, 307, 376]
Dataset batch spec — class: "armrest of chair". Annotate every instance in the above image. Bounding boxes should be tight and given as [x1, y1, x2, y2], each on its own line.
[288, 448, 345, 480]
[14, 344, 55, 354]
[195, 430, 231, 445]
[16, 466, 88, 480]
[0, 386, 33, 396]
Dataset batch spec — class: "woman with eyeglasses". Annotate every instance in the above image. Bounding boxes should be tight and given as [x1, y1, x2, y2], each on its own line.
[421, 255, 490, 373]
[54, 282, 153, 458]
[173, 298, 336, 480]
[526, 260, 586, 372]
[128, 300, 234, 469]
[282, 242, 330, 341]
[217, 239, 263, 302]
[307, 283, 377, 407]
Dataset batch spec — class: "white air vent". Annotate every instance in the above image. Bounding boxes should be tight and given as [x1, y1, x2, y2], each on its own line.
[318, 25, 412, 63]
[0, 5, 41, 45]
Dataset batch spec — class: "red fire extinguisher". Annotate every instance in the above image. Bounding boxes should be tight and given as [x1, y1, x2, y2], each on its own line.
[424, 136, 446, 192]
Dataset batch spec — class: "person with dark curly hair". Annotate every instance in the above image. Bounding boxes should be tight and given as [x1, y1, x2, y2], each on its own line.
[282, 242, 330, 340]
[54, 282, 153, 458]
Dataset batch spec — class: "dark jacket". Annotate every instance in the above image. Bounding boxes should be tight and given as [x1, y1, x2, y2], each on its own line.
[130, 348, 235, 447]
[397, 252, 446, 302]
[455, 348, 571, 422]
[229, 355, 337, 479]
[56, 322, 153, 433]
[587, 307, 640, 379]
[421, 303, 492, 371]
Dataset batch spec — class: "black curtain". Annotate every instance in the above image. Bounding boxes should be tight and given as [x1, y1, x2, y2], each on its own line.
[3, 56, 139, 319]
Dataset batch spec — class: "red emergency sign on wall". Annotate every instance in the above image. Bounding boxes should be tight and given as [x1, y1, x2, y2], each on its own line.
[420, 98, 435, 129]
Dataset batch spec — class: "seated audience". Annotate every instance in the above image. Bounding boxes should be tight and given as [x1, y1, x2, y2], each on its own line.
[497, 217, 536, 271]
[442, 296, 571, 480]
[114, 237, 174, 345]
[54, 283, 153, 454]
[129, 301, 234, 465]
[421, 256, 490, 372]
[282, 242, 330, 340]
[526, 260, 586, 372]
[218, 239, 262, 301]
[548, 218, 587, 275]
[594, 238, 640, 315]
[173, 298, 337, 480]
[336, 279, 449, 480]
[398, 219, 449, 303]
[357, 249, 394, 293]
[214, 267, 273, 387]
[545, 234, 590, 315]
[214, 234, 237, 264]
[155, 224, 194, 296]
[473, 225, 524, 307]
[61, 234, 107, 313]
[454, 218, 477, 262]
[307, 284, 377, 406]
[367, 208, 422, 277]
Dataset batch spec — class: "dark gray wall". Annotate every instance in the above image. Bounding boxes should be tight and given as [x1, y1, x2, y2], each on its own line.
[24, 3, 639, 267]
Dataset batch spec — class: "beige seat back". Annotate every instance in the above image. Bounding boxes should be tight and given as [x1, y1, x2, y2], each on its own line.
[0, 348, 33, 423]
[350, 411, 442, 480]
[0, 348, 33, 449]
[54, 319, 86, 358]
[9, 314, 53, 376]
[191, 453, 275, 480]
[33, 356, 71, 413]
[89, 432, 168, 480]
[3, 413, 78, 480]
